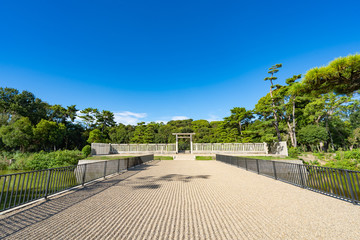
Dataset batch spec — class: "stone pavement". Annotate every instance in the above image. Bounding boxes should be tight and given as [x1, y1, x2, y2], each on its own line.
[1, 160, 360, 239]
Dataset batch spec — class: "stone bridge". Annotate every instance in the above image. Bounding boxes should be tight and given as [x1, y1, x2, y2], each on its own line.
[1, 160, 359, 239]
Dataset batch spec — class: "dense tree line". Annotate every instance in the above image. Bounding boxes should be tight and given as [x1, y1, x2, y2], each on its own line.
[0, 54, 359, 153]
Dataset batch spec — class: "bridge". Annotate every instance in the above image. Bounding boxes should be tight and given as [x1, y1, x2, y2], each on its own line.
[1, 156, 360, 239]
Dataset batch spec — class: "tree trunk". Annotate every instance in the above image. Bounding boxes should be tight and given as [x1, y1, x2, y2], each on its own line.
[292, 97, 297, 147]
[269, 81, 282, 142]
[238, 121, 242, 135]
[286, 120, 295, 147]
[325, 116, 334, 151]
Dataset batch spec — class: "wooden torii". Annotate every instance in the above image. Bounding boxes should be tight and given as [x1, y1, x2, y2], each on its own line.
[172, 133, 195, 154]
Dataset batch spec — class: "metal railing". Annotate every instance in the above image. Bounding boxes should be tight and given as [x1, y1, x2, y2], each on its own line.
[216, 154, 360, 205]
[0, 155, 153, 212]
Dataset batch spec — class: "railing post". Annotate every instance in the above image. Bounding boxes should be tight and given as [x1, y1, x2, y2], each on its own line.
[298, 164, 305, 188]
[82, 164, 87, 186]
[345, 170, 356, 204]
[44, 169, 52, 200]
[103, 161, 107, 179]
[273, 161, 277, 180]
[117, 159, 120, 174]
[256, 159, 260, 174]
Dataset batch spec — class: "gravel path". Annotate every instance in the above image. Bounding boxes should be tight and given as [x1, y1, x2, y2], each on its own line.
[1, 160, 360, 239]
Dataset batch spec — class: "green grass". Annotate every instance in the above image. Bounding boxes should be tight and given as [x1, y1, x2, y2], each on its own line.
[243, 156, 298, 161]
[85, 156, 134, 160]
[196, 156, 214, 160]
[305, 168, 360, 201]
[154, 156, 173, 160]
[0, 170, 27, 175]
[0, 168, 78, 211]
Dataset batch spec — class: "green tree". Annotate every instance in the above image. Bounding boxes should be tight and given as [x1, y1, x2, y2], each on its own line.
[224, 107, 253, 136]
[33, 119, 66, 150]
[304, 93, 350, 150]
[11, 90, 48, 124]
[279, 74, 302, 147]
[96, 110, 116, 132]
[130, 122, 147, 143]
[66, 105, 78, 122]
[264, 64, 283, 141]
[109, 124, 133, 143]
[0, 117, 33, 152]
[348, 128, 360, 150]
[48, 104, 67, 123]
[303, 54, 360, 95]
[87, 129, 107, 143]
[298, 125, 328, 151]
[79, 108, 99, 129]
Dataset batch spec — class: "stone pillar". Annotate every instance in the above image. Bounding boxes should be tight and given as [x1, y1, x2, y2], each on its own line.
[190, 135, 193, 154]
[176, 135, 178, 153]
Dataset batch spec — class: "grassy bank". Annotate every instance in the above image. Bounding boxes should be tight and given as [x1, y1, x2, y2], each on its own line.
[196, 156, 214, 160]
[154, 156, 173, 160]
[0, 150, 85, 171]
[242, 156, 298, 161]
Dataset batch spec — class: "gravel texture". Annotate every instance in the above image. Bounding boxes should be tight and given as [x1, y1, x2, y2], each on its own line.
[1, 160, 360, 240]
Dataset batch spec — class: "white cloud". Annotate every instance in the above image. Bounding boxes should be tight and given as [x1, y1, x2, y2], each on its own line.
[206, 114, 222, 122]
[114, 111, 147, 125]
[75, 110, 147, 125]
[171, 116, 190, 121]
[154, 120, 168, 124]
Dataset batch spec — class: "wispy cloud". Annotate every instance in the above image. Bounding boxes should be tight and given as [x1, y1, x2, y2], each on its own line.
[114, 111, 147, 125]
[171, 116, 190, 121]
[206, 114, 222, 122]
[75, 110, 147, 125]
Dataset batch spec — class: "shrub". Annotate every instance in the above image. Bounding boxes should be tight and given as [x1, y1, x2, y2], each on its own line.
[288, 147, 301, 158]
[26, 150, 83, 170]
[82, 145, 91, 157]
[0, 158, 8, 170]
[325, 149, 360, 171]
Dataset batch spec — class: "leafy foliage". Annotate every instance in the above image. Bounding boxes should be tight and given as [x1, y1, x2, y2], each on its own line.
[26, 150, 84, 170]
[325, 149, 360, 171]
[303, 54, 360, 95]
[82, 145, 91, 157]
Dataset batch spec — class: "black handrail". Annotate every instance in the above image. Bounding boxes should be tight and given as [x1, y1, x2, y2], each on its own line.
[0, 154, 154, 212]
[216, 154, 360, 205]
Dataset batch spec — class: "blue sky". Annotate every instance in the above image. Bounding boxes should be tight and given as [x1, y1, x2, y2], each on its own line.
[1, 0, 360, 125]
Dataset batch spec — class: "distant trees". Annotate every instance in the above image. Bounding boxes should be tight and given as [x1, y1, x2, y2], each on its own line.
[0, 53, 360, 154]
[33, 119, 66, 151]
[0, 117, 33, 152]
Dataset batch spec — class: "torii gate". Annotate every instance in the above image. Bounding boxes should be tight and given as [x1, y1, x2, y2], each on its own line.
[172, 133, 195, 154]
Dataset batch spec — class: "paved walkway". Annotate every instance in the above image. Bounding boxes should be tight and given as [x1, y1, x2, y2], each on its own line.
[1, 160, 360, 239]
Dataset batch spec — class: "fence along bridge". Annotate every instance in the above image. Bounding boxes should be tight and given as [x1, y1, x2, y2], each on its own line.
[91, 141, 288, 155]
[1, 155, 360, 239]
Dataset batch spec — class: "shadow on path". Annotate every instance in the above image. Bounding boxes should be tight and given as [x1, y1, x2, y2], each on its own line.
[128, 174, 211, 190]
[0, 161, 159, 239]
